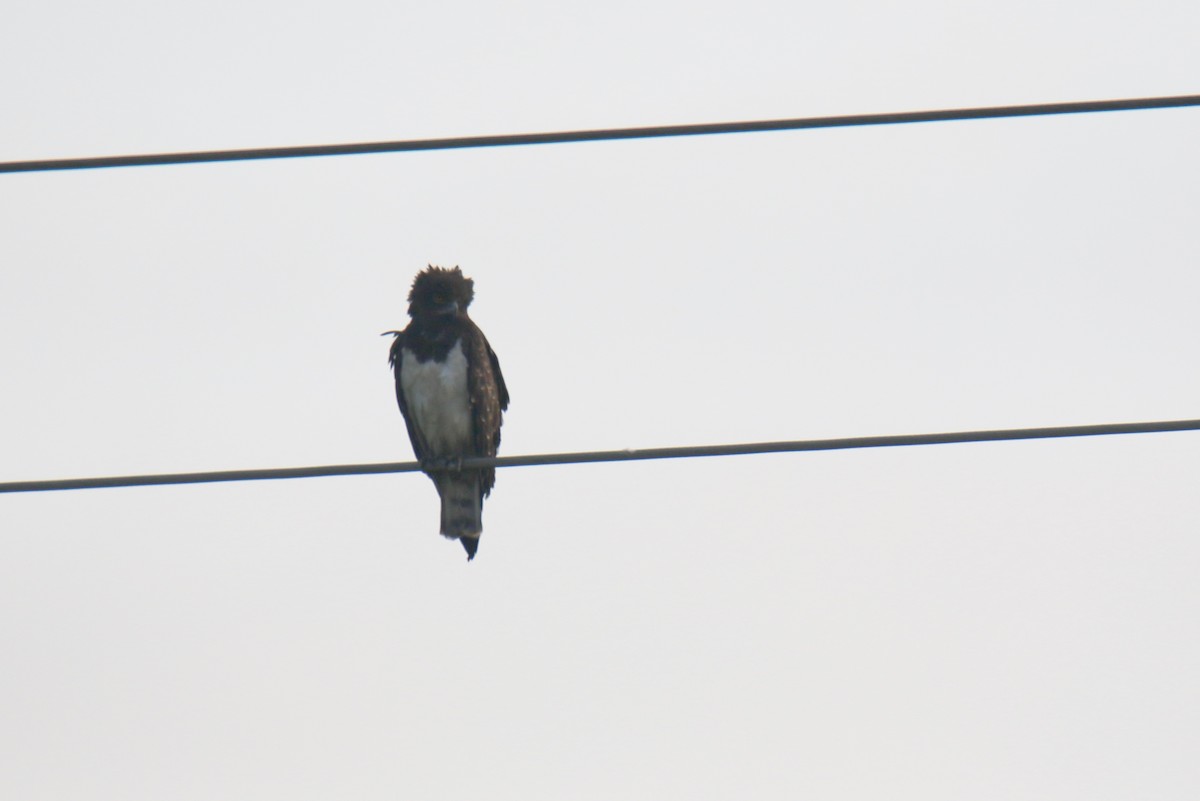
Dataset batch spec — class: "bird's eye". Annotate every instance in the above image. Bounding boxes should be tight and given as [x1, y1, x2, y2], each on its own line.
[433, 293, 447, 304]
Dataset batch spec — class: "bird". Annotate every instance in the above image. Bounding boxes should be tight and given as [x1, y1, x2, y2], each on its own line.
[385, 265, 509, 560]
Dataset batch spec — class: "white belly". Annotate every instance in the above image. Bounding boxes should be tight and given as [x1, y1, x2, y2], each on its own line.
[400, 341, 472, 456]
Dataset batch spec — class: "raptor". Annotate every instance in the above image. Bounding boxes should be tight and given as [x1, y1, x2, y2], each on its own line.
[385, 266, 508, 559]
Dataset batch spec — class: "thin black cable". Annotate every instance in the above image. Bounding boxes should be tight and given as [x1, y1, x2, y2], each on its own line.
[2, 94, 1198, 174]
[2, 418, 1197, 494]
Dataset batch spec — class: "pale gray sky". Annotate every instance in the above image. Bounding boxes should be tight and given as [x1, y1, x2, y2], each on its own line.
[2, 1, 1199, 799]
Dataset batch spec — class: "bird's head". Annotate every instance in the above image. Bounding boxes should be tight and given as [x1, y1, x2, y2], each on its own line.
[407, 265, 475, 319]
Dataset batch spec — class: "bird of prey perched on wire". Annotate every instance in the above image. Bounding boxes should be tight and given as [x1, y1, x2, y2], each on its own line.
[385, 266, 509, 560]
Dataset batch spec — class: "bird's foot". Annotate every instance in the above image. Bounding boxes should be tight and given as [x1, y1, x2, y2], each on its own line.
[422, 456, 464, 472]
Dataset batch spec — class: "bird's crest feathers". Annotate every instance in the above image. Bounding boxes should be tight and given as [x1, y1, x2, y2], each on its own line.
[408, 265, 475, 317]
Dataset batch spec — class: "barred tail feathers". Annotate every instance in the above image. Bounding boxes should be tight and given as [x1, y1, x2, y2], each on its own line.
[434, 472, 483, 559]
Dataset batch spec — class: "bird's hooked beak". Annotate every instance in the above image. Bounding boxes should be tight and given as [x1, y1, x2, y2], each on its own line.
[436, 300, 460, 316]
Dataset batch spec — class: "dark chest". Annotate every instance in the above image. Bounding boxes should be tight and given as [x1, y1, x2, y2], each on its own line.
[402, 318, 469, 364]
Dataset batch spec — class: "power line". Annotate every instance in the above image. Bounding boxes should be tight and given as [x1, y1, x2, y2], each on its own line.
[2, 94, 1198, 174]
[2, 418, 1197, 494]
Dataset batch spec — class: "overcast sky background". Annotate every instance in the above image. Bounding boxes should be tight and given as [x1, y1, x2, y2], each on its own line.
[2, 1, 1199, 799]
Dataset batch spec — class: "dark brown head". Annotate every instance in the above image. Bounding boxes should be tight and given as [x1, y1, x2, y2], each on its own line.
[407, 265, 475, 319]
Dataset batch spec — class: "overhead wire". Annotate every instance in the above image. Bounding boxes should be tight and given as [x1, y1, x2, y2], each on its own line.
[1, 94, 1198, 174]
[2, 96, 1197, 496]
[2, 418, 1198, 494]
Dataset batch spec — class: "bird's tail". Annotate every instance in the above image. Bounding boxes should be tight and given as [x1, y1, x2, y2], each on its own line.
[434, 472, 483, 560]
